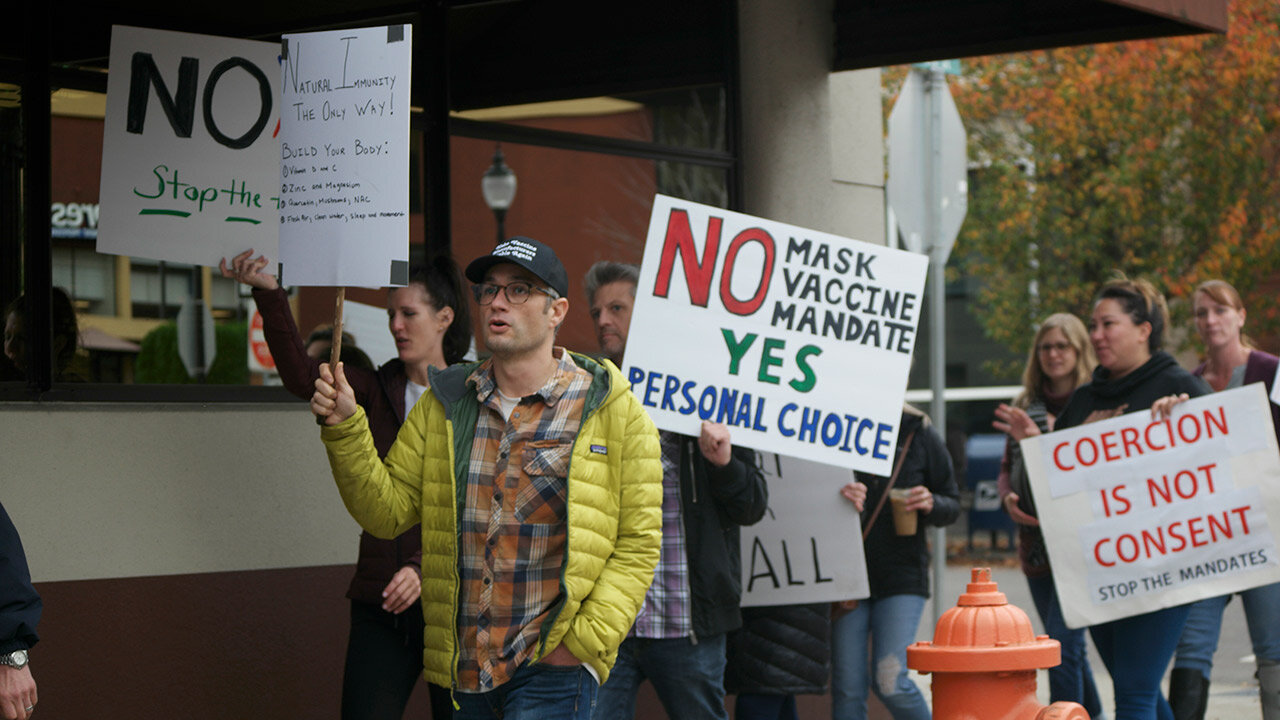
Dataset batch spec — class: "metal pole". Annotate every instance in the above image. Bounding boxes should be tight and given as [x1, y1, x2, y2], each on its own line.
[190, 265, 206, 381]
[926, 66, 949, 623]
[22, 1, 52, 391]
[159, 261, 168, 320]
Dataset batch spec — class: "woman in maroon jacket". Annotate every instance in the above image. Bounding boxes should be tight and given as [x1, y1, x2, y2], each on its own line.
[222, 250, 470, 720]
[1168, 279, 1280, 720]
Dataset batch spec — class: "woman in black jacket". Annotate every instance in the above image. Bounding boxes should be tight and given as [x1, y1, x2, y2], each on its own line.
[996, 275, 1209, 720]
[831, 406, 960, 720]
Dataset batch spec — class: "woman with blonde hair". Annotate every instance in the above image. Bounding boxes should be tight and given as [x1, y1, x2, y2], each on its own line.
[997, 275, 1209, 720]
[1168, 279, 1280, 720]
[995, 313, 1102, 718]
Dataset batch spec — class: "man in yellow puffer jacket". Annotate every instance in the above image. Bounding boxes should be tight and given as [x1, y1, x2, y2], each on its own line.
[312, 237, 662, 719]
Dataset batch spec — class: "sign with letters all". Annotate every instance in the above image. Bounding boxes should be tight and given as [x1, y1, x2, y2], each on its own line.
[98, 26, 280, 267]
[624, 195, 928, 474]
[740, 452, 868, 607]
[277, 26, 412, 287]
[1023, 384, 1280, 628]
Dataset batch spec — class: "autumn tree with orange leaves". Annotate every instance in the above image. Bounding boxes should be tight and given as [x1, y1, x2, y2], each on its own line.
[937, 0, 1280, 361]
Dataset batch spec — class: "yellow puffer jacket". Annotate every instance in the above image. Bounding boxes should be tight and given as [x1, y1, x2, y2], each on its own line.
[320, 352, 662, 687]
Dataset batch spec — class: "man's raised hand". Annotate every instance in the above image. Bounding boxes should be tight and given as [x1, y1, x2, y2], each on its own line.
[311, 362, 357, 426]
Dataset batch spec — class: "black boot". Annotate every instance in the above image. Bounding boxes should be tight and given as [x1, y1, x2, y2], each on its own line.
[1169, 667, 1210, 720]
[1259, 663, 1280, 720]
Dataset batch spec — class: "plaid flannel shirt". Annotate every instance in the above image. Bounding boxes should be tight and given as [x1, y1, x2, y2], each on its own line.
[629, 429, 692, 638]
[455, 348, 593, 692]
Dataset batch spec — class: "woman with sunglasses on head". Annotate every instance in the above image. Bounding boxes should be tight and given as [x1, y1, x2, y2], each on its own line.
[221, 250, 469, 720]
[1166, 280, 1280, 720]
[995, 313, 1103, 718]
[996, 275, 1209, 720]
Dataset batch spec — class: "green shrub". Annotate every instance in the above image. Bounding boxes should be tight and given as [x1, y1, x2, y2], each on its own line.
[135, 321, 249, 384]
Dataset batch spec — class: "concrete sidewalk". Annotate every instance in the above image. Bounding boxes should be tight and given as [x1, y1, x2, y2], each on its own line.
[908, 562, 1261, 720]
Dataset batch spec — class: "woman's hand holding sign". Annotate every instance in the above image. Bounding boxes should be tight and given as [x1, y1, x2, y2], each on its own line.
[1151, 393, 1191, 420]
[840, 481, 867, 512]
[219, 248, 279, 290]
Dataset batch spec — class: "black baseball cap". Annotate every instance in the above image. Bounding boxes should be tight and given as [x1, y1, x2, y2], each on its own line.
[465, 236, 569, 297]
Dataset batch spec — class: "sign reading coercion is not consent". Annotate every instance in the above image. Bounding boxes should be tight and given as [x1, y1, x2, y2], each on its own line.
[1023, 383, 1280, 628]
[278, 25, 411, 287]
[623, 195, 928, 475]
[97, 26, 281, 268]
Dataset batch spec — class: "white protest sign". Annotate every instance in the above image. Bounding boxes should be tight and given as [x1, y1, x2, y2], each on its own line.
[741, 452, 868, 607]
[624, 195, 928, 475]
[342, 299, 397, 369]
[1023, 383, 1280, 628]
[98, 26, 280, 267]
[278, 26, 411, 287]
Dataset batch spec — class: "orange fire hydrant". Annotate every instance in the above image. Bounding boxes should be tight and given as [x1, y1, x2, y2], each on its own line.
[906, 568, 1089, 720]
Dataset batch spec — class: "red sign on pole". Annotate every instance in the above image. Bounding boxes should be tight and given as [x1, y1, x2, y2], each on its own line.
[248, 310, 275, 372]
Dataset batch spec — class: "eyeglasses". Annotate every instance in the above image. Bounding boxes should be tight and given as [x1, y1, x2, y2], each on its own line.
[1037, 341, 1074, 354]
[471, 281, 559, 306]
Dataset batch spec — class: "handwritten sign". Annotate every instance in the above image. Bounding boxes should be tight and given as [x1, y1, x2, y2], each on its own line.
[278, 26, 411, 287]
[1023, 384, 1280, 628]
[740, 452, 868, 607]
[98, 26, 280, 267]
[623, 195, 928, 474]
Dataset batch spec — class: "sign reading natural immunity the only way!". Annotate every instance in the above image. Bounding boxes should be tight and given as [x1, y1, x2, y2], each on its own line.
[623, 195, 928, 474]
[278, 25, 411, 287]
[1023, 384, 1280, 628]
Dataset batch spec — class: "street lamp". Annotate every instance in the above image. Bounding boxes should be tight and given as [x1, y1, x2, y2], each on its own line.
[481, 144, 517, 245]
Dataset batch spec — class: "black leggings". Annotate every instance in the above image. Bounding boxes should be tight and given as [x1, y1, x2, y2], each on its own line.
[341, 600, 453, 719]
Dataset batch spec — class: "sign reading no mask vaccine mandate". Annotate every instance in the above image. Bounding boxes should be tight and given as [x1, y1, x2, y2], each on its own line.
[624, 195, 928, 474]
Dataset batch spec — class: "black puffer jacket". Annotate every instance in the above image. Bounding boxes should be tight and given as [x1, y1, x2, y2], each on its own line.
[858, 407, 960, 600]
[725, 602, 830, 695]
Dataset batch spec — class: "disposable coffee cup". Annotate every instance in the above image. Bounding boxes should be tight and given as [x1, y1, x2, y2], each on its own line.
[888, 488, 917, 535]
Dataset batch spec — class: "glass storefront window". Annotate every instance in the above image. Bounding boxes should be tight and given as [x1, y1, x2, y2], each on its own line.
[52, 244, 116, 316]
[4, 46, 732, 396]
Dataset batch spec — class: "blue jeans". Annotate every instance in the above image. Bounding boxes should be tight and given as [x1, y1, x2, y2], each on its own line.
[831, 594, 931, 720]
[592, 634, 728, 720]
[1089, 605, 1191, 720]
[1026, 573, 1104, 718]
[734, 693, 798, 720]
[1175, 581, 1280, 677]
[453, 662, 597, 720]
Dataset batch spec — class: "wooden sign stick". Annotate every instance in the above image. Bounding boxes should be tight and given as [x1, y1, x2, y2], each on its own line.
[329, 287, 346, 368]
